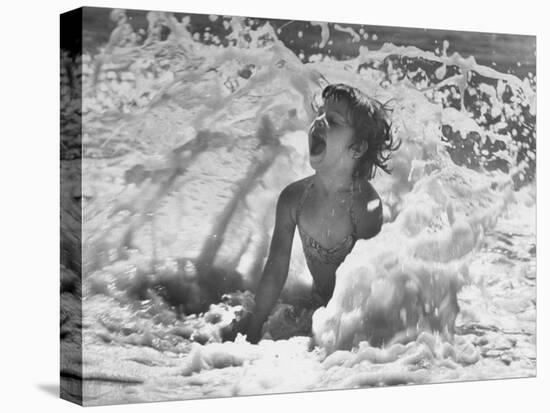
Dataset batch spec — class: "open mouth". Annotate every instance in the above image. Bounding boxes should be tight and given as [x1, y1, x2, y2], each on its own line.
[310, 128, 327, 156]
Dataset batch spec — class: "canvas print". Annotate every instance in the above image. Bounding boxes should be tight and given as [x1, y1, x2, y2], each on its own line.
[60, 6, 536, 406]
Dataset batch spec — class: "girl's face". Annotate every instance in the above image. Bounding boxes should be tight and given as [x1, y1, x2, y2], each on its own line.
[308, 97, 356, 173]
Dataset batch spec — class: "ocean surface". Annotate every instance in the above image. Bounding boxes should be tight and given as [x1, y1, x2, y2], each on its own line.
[60, 8, 536, 406]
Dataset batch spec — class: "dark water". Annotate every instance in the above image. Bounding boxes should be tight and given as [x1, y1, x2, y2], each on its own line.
[81, 6, 535, 79]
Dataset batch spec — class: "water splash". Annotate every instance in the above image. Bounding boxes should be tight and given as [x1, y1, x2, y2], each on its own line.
[60, 10, 536, 404]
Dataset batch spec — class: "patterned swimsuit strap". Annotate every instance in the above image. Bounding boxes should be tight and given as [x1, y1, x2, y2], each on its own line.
[296, 177, 358, 238]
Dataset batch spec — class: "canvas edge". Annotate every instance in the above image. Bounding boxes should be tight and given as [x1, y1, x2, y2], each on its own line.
[60, 6, 84, 407]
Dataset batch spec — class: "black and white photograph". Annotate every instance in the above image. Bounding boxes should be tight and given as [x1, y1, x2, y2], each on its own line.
[58, 3, 536, 407]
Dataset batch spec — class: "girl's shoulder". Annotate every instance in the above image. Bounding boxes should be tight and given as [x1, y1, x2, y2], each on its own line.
[356, 177, 380, 203]
[278, 176, 314, 221]
[358, 179, 383, 239]
[353, 178, 383, 238]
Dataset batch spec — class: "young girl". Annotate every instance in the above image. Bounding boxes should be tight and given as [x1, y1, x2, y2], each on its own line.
[245, 83, 401, 344]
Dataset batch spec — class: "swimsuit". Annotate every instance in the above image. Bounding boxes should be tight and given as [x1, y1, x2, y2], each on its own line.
[295, 178, 359, 306]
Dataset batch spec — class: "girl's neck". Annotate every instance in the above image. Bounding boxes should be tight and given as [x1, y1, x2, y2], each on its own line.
[313, 171, 354, 196]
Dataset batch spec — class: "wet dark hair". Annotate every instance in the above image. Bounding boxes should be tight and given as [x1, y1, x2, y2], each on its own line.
[312, 83, 402, 180]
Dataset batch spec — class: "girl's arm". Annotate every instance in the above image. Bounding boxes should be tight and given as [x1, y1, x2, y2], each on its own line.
[245, 184, 297, 344]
